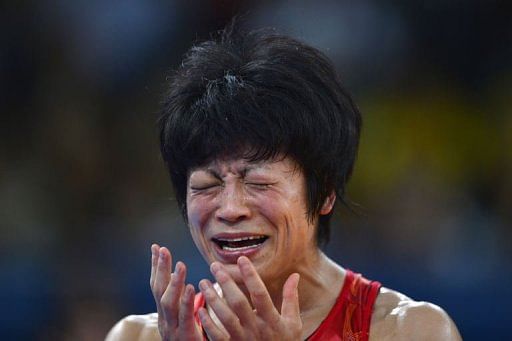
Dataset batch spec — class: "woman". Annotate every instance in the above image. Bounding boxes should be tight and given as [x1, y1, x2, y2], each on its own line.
[107, 23, 461, 340]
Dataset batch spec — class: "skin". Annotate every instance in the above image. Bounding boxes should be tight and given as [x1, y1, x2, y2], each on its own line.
[106, 157, 462, 340]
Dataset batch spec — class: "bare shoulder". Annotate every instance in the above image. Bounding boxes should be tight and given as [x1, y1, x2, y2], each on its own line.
[105, 313, 160, 341]
[369, 287, 462, 341]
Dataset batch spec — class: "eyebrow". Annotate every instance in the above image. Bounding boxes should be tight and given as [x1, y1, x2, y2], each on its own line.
[201, 163, 270, 179]
[203, 168, 222, 180]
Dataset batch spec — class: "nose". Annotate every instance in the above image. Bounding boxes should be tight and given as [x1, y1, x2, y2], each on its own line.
[215, 182, 251, 223]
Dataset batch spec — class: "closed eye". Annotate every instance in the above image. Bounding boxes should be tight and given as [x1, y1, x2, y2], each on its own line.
[190, 184, 221, 191]
[246, 182, 274, 189]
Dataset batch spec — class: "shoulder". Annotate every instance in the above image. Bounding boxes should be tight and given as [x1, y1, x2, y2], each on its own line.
[105, 313, 160, 341]
[369, 287, 462, 341]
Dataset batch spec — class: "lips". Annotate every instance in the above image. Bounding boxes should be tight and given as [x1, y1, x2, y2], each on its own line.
[211, 234, 268, 263]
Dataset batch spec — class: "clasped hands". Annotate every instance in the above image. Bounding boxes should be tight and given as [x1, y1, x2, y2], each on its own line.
[150, 244, 302, 341]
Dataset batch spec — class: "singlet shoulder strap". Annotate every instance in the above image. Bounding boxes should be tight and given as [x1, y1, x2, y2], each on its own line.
[345, 271, 382, 340]
[308, 269, 381, 341]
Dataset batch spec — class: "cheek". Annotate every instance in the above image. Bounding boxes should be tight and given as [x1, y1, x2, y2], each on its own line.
[258, 190, 312, 248]
[251, 192, 281, 218]
[274, 188, 308, 220]
[186, 199, 214, 259]
[186, 197, 213, 236]
[255, 191, 305, 228]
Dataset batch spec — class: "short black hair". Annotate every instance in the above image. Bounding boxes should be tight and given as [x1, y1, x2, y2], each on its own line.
[159, 22, 362, 246]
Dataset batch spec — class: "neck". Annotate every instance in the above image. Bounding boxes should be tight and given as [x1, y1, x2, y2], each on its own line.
[263, 250, 345, 315]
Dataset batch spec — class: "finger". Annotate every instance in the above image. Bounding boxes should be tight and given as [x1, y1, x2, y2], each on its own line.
[161, 261, 186, 330]
[153, 247, 173, 300]
[281, 273, 301, 320]
[198, 307, 230, 341]
[210, 262, 254, 326]
[210, 262, 255, 328]
[178, 284, 198, 336]
[150, 243, 160, 288]
[199, 278, 244, 339]
[237, 256, 279, 323]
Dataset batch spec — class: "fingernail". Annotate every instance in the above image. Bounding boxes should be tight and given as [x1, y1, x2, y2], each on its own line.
[199, 279, 209, 291]
[210, 262, 220, 274]
[159, 249, 165, 259]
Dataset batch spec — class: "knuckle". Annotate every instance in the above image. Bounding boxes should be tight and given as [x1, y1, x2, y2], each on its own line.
[270, 314, 281, 326]
[160, 296, 174, 311]
[255, 318, 268, 331]
[251, 289, 268, 301]
[223, 314, 241, 329]
[160, 298, 174, 314]
[159, 296, 168, 308]
[295, 320, 303, 330]
[283, 320, 302, 339]
[170, 278, 181, 290]
[153, 287, 163, 301]
[230, 297, 246, 310]
[160, 298, 177, 317]
[178, 305, 191, 321]
[152, 291, 160, 303]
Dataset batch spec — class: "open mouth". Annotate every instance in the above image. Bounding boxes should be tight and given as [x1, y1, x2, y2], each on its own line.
[212, 235, 268, 251]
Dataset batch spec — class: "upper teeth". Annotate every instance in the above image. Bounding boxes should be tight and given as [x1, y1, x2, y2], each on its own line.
[216, 236, 265, 242]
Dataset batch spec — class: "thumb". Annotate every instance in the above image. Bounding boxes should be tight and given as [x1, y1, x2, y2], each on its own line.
[281, 273, 300, 319]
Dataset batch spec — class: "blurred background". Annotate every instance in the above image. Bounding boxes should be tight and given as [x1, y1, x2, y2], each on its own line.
[1, 0, 510, 339]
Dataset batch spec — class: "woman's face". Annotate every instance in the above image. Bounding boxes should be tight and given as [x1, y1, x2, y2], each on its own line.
[186, 156, 322, 284]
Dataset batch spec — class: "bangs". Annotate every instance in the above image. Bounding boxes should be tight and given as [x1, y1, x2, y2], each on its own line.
[166, 79, 307, 173]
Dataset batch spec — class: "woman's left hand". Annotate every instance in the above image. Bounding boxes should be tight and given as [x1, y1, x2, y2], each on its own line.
[197, 256, 302, 341]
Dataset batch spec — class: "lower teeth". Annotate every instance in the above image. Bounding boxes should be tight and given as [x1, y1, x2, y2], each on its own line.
[222, 244, 261, 251]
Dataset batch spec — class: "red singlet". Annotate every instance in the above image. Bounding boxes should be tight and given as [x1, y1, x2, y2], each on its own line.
[193, 270, 381, 341]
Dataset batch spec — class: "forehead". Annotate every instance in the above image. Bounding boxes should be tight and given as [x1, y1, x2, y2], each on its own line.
[190, 155, 299, 175]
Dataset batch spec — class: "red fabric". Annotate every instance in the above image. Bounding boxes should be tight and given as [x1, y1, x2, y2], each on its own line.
[307, 270, 381, 341]
[193, 269, 381, 341]
[193, 293, 208, 341]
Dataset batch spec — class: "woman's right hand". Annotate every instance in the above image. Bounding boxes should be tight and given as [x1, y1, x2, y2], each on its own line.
[150, 244, 204, 341]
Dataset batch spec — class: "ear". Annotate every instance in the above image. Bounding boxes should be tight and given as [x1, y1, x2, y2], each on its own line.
[319, 191, 336, 215]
